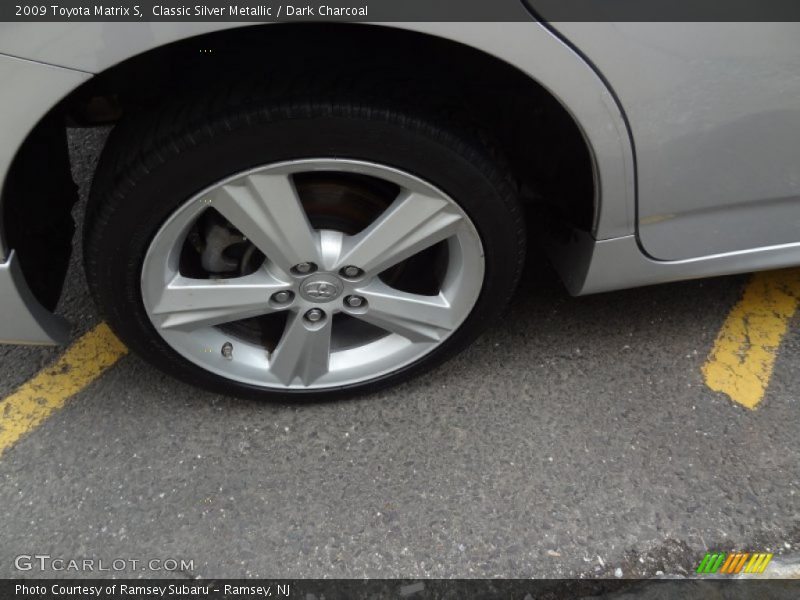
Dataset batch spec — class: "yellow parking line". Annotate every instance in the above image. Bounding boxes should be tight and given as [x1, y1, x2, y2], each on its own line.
[0, 322, 127, 457]
[702, 268, 800, 409]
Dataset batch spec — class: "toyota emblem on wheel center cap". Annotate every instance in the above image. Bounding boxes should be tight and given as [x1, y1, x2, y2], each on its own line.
[299, 274, 345, 303]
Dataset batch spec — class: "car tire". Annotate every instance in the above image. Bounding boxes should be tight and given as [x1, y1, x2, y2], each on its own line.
[84, 83, 525, 400]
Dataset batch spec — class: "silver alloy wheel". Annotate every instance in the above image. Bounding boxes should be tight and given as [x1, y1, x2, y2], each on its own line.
[141, 159, 485, 390]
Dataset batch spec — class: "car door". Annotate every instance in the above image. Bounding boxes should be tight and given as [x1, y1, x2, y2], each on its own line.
[541, 21, 800, 261]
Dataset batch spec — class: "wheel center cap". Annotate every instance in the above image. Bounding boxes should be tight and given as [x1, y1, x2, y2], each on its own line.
[299, 273, 344, 303]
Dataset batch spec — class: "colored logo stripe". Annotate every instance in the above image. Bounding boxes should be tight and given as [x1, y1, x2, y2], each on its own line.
[744, 553, 773, 574]
[719, 553, 748, 574]
[696, 552, 774, 575]
[696, 553, 725, 573]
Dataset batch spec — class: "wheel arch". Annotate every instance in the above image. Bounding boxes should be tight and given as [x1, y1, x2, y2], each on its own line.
[1, 21, 632, 340]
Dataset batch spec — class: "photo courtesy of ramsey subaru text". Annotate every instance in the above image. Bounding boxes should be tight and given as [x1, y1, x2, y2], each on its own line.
[1, 16, 799, 399]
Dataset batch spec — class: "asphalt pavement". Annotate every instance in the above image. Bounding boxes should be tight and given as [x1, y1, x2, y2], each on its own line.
[0, 128, 797, 579]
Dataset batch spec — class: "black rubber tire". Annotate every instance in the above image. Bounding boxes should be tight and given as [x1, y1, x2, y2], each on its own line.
[84, 85, 525, 401]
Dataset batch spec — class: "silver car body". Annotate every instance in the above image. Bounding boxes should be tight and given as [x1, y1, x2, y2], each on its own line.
[1, 20, 799, 344]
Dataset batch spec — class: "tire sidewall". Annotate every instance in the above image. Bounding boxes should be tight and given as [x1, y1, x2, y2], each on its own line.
[88, 107, 524, 399]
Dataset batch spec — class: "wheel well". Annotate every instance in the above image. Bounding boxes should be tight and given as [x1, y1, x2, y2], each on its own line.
[4, 22, 594, 310]
[2, 112, 78, 311]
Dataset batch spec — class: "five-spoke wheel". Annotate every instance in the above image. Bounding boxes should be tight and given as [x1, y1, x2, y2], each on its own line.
[85, 91, 524, 398]
[141, 159, 485, 389]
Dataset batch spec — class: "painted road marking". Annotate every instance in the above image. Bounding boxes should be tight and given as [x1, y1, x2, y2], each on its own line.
[0, 269, 795, 456]
[0, 322, 127, 457]
[702, 268, 800, 409]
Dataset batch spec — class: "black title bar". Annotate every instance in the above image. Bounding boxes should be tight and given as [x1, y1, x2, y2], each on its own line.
[4, 0, 800, 22]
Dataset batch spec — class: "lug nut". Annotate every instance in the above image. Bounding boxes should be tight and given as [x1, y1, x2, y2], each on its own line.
[293, 262, 315, 274]
[304, 308, 325, 323]
[221, 342, 233, 360]
[345, 295, 365, 308]
[271, 290, 293, 304]
[341, 266, 363, 278]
